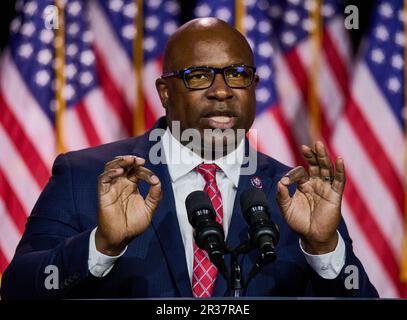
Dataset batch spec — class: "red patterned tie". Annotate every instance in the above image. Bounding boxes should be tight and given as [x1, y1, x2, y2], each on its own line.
[192, 163, 223, 298]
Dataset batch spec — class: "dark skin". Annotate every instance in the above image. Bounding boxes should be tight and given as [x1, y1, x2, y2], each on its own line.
[96, 18, 345, 257]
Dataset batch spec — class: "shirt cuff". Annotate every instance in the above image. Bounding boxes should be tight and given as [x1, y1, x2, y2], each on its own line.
[299, 231, 346, 279]
[88, 227, 127, 278]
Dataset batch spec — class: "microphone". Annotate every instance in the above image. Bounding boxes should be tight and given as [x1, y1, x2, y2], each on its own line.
[185, 191, 228, 278]
[240, 187, 280, 257]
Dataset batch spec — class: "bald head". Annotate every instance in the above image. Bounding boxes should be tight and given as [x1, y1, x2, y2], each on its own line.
[163, 18, 254, 72]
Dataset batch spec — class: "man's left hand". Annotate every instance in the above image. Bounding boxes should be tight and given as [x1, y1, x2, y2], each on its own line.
[276, 141, 346, 255]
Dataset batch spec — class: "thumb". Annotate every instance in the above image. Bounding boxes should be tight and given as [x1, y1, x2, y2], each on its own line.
[276, 180, 291, 212]
[145, 175, 162, 212]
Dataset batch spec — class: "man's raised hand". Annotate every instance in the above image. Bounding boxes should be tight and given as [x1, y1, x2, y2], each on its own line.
[96, 155, 161, 256]
[276, 141, 346, 254]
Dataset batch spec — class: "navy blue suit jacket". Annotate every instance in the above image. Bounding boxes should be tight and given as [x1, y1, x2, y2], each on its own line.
[1, 118, 378, 299]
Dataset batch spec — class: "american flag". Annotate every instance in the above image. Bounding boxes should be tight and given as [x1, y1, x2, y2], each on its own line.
[90, 0, 179, 132]
[0, 0, 180, 282]
[273, 0, 352, 152]
[271, 0, 407, 297]
[332, 0, 406, 297]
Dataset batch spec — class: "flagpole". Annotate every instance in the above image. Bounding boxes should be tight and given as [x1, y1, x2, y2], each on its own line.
[309, 0, 322, 142]
[235, 0, 245, 35]
[133, 0, 144, 136]
[55, 0, 66, 153]
[401, 0, 407, 283]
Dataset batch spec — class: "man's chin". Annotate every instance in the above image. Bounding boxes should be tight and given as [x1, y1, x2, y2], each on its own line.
[201, 131, 244, 155]
[174, 123, 246, 158]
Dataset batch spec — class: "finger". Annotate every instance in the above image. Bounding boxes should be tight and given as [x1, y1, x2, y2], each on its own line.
[280, 166, 309, 186]
[104, 155, 145, 171]
[104, 156, 134, 170]
[301, 145, 320, 178]
[332, 157, 346, 194]
[276, 181, 291, 213]
[98, 168, 124, 194]
[144, 178, 162, 212]
[314, 141, 334, 178]
[99, 168, 124, 184]
[127, 166, 158, 185]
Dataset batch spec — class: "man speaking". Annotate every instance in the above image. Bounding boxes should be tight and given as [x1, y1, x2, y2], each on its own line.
[0, 18, 378, 299]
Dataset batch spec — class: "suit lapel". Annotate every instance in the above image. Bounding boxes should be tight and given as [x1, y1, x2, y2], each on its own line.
[132, 126, 192, 297]
[149, 162, 192, 297]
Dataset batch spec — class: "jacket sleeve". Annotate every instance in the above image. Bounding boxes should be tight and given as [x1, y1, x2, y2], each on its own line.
[0, 154, 102, 299]
[305, 218, 379, 298]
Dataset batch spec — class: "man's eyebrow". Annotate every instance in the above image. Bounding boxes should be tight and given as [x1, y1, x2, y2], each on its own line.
[183, 63, 249, 68]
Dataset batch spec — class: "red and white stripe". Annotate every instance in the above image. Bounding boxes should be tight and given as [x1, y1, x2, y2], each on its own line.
[253, 105, 297, 167]
[0, 51, 50, 274]
[331, 62, 406, 297]
[341, 200, 399, 298]
[0, 52, 51, 206]
[89, 1, 135, 110]
[143, 61, 166, 123]
[0, 198, 22, 263]
[0, 50, 55, 171]
[89, 0, 164, 132]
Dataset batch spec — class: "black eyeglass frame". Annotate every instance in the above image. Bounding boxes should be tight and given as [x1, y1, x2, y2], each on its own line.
[161, 64, 257, 89]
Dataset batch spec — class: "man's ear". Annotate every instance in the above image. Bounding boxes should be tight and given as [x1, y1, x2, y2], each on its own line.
[155, 78, 169, 110]
[254, 74, 260, 87]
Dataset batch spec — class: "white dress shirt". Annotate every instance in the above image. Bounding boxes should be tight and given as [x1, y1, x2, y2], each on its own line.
[88, 128, 346, 281]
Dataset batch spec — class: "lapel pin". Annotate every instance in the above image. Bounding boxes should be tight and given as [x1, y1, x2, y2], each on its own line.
[250, 176, 263, 189]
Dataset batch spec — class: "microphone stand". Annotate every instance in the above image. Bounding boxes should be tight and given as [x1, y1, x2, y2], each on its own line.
[243, 246, 276, 296]
[230, 252, 242, 297]
[220, 241, 276, 297]
[227, 241, 251, 297]
[203, 234, 277, 297]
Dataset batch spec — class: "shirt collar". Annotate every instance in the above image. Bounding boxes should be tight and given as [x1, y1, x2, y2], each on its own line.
[162, 127, 244, 188]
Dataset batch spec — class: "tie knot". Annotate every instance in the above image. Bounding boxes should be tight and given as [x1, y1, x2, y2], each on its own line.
[195, 163, 220, 183]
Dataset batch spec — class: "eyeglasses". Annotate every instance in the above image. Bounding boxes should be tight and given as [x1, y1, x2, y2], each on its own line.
[161, 64, 256, 89]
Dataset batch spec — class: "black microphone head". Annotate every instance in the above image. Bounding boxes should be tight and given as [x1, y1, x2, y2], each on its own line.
[240, 187, 270, 224]
[240, 187, 280, 253]
[185, 190, 225, 255]
[185, 190, 216, 228]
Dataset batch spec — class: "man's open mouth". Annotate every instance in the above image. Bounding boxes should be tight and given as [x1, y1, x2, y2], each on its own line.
[204, 115, 237, 129]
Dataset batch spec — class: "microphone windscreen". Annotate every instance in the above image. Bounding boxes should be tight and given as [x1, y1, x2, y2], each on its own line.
[240, 187, 269, 221]
[240, 187, 269, 212]
[185, 190, 213, 225]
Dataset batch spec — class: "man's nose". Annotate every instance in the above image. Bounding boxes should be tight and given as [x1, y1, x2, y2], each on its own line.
[206, 74, 234, 100]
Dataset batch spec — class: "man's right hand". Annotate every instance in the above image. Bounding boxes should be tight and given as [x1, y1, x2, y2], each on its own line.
[95, 155, 162, 256]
